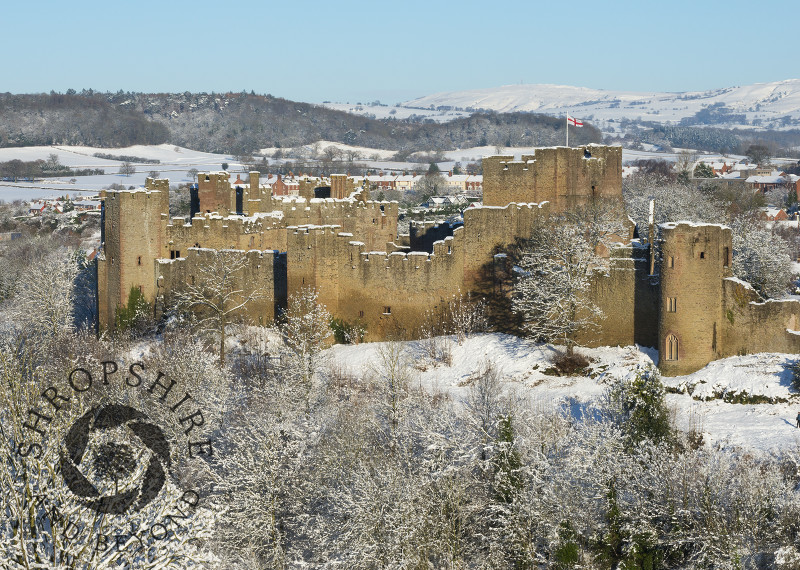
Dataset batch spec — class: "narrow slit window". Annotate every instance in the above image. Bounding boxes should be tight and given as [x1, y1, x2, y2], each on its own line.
[668, 297, 677, 312]
[383, 306, 391, 315]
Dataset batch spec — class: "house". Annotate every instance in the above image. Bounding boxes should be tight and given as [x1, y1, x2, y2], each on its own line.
[746, 174, 788, 192]
[73, 200, 101, 212]
[757, 206, 789, 221]
[421, 195, 468, 210]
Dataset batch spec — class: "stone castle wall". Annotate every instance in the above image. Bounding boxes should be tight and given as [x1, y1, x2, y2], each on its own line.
[97, 146, 800, 379]
[577, 243, 659, 349]
[285, 224, 466, 340]
[720, 279, 800, 358]
[154, 248, 287, 326]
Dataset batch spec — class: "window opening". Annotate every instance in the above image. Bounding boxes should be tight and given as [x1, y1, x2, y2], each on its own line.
[666, 334, 679, 361]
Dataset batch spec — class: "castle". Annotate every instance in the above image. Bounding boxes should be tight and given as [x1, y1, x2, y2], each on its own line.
[96, 144, 800, 376]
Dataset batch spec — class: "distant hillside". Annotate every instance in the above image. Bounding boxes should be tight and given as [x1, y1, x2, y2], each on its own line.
[0, 91, 601, 154]
[400, 80, 800, 131]
[0, 93, 169, 148]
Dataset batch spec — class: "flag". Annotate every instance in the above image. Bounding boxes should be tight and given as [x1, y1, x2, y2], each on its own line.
[567, 115, 583, 127]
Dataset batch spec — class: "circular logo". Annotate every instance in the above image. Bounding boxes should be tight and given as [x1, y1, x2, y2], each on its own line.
[60, 404, 171, 515]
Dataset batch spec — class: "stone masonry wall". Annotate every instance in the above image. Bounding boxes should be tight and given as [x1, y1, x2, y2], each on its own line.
[154, 248, 287, 326]
[97, 187, 168, 331]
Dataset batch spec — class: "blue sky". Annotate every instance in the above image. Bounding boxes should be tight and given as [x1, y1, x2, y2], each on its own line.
[4, 0, 796, 104]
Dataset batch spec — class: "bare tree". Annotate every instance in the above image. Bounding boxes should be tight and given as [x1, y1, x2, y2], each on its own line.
[118, 161, 135, 177]
[9, 247, 78, 348]
[413, 173, 449, 204]
[173, 250, 265, 366]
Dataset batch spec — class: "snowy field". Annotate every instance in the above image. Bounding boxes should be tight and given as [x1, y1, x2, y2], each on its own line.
[323, 333, 800, 457]
[0, 144, 239, 202]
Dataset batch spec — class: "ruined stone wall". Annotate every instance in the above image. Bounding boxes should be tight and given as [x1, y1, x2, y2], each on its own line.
[720, 279, 800, 357]
[577, 243, 659, 349]
[409, 220, 462, 253]
[285, 224, 466, 340]
[659, 223, 731, 376]
[482, 145, 622, 210]
[285, 226, 344, 315]
[331, 174, 356, 199]
[97, 188, 168, 331]
[461, 202, 549, 284]
[154, 248, 286, 326]
[257, 197, 398, 251]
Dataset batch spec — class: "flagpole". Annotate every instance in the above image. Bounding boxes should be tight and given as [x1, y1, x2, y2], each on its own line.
[566, 113, 569, 147]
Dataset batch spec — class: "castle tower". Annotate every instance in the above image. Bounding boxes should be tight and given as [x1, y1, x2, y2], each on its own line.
[197, 172, 233, 213]
[658, 222, 732, 376]
[481, 145, 622, 210]
[97, 187, 168, 331]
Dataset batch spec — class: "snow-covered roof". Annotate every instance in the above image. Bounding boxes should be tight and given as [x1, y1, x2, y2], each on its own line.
[660, 221, 731, 230]
[746, 175, 785, 184]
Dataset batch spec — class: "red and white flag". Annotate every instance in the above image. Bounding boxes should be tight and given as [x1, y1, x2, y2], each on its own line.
[567, 115, 583, 127]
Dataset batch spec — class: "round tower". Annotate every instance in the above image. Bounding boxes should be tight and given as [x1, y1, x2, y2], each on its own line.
[658, 222, 732, 376]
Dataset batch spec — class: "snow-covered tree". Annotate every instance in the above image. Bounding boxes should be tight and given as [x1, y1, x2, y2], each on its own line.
[279, 287, 332, 410]
[9, 247, 78, 338]
[623, 175, 725, 234]
[512, 222, 603, 355]
[731, 217, 794, 299]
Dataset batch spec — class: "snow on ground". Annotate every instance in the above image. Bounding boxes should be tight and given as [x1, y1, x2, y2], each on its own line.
[259, 141, 397, 161]
[322, 333, 800, 456]
[0, 145, 238, 202]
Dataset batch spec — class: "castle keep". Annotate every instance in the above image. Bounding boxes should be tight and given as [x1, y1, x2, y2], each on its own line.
[96, 143, 800, 376]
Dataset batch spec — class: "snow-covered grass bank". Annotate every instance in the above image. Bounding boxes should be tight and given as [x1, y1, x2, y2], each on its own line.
[325, 333, 800, 456]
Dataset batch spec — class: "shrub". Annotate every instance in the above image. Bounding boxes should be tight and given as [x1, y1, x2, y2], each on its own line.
[114, 285, 153, 336]
[790, 359, 800, 392]
[607, 365, 673, 448]
[553, 351, 590, 376]
[330, 317, 365, 344]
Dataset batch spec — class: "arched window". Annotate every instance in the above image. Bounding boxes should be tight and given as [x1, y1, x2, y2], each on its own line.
[666, 334, 679, 361]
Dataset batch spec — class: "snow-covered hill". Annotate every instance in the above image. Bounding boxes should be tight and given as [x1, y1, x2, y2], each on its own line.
[398, 80, 800, 131]
[326, 334, 800, 456]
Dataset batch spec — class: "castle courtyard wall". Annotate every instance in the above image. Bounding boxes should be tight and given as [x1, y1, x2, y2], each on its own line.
[720, 279, 800, 358]
[154, 248, 287, 326]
